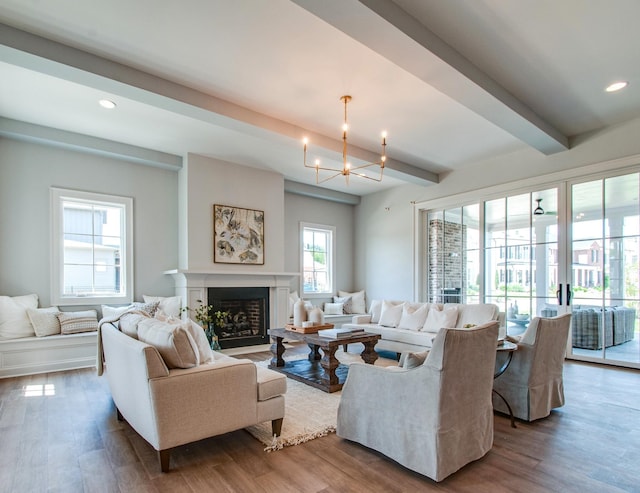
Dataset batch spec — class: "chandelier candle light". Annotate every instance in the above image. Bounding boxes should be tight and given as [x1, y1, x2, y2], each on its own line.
[303, 95, 387, 185]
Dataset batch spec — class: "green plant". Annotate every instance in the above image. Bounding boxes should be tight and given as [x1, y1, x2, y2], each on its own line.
[213, 310, 230, 329]
[187, 300, 213, 326]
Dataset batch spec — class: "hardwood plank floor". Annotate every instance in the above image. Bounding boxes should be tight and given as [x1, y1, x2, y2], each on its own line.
[0, 344, 638, 492]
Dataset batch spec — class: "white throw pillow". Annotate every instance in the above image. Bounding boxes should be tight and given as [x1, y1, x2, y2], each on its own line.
[422, 306, 458, 333]
[398, 303, 429, 331]
[118, 312, 149, 339]
[379, 301, 405, 328]
[369, 299, 383, 323]
[137, 318, 200, 369]
[333, 295, 352, 313]
[143, 295, 182, 318]
[0, 293, 38, 339]
[324, 302, 344, 315]
[338, 290, 366, 314]
[101, 304, 134, 320]
[27, 307, 61, 337]
[519, 317, 540, 345]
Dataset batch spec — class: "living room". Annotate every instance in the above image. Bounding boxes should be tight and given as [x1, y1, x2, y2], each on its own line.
[1, 1, 640, 491]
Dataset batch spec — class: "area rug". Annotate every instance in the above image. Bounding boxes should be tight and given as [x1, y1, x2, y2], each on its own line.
[245, 350, 396, 452]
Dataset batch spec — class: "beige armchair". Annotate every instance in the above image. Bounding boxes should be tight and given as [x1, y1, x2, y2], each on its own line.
[337, 321, 499, 482]
[493, 313, 571, 421]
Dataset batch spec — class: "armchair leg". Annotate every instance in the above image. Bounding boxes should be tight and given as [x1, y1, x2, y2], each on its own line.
[272, 418, 283, 437]
[159, 449, 171, 473]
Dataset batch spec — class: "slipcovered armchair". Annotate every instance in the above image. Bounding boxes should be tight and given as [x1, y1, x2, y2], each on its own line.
[494, 313, 571, 422]
[337, 321, 499, 482]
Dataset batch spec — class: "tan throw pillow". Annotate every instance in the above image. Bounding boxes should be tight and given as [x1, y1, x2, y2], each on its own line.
[27, 307, 61, 337]
[0, 293, 39, 339]
[137, 318, 200, 369]
[57, 310, 99, 334]
[338, 290, 366, 314]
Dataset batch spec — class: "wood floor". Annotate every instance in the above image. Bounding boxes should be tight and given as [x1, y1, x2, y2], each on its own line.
[0, 344, 639, 493]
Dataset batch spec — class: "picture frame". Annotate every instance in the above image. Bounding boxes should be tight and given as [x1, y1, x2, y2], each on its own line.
[213, 204, 264, 264]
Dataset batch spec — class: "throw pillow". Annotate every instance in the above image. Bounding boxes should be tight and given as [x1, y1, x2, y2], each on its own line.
[338, 290, 366, 314]
[398, 303, 429, 331]
[401, 350, 430, 369]
[333, 295, 352, 313]
[101, 304, 134, 320]
[324, 302, 344, 315]
[379, 300, 405, 328]
[132, 300, 160, 317]
[0, 293, 39, 339]
[519, 317, 540, 345]
[369, 299, 383, 323]
[137, 318, 200, 369]
[118, 312, 149, 339]
[26, 306, 61, 337]
[143, 295, 182, 318]
[57, 310, 99, 335]
[421, 306, 458, 333]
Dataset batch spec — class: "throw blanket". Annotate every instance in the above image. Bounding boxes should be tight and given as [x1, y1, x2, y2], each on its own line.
[96, 310, 151, 376]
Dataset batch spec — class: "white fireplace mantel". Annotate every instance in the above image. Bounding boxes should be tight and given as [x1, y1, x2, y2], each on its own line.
[164, 269, 299, 332]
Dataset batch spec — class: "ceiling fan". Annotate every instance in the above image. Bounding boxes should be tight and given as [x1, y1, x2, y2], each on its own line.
[533, 198, 557, 216]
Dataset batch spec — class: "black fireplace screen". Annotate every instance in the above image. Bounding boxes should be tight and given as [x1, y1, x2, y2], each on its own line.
[207, 287, 269, 349]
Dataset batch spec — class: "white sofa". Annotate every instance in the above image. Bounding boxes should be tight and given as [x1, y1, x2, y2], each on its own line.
[342, 300, 505, 355]
[100, 319, 287, 472]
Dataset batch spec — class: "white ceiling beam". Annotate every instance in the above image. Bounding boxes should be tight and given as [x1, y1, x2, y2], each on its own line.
[0, 23, 438, 186]
[292, 0, 569, 155]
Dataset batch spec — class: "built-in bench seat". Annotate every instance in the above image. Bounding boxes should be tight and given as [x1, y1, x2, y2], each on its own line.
[0, 332, 97, 378]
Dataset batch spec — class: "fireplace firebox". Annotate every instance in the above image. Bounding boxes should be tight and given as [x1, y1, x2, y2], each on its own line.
[207, 287, 269, 349]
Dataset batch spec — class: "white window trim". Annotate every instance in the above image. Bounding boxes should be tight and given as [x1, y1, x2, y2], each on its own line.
[50, 187, 133, 306]
[300, 222, 336, 298]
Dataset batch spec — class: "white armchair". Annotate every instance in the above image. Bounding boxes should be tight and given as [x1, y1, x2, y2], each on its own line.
[493, 313, 571, 421]
[337, 321, 499, 482]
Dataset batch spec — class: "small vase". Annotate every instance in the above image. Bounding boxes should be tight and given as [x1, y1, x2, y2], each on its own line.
[293, 299, 307, 326]
[308, 306, 324, 325]
[207, 323, 222, 351]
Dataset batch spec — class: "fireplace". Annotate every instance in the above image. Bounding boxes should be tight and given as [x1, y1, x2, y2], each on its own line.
[207, 287, 269, 349]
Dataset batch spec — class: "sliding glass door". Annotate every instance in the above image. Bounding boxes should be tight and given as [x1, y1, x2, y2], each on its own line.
[424, 170, 640, 368]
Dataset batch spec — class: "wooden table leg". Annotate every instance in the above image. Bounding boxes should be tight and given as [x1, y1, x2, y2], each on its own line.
[270, 335, 285, 367]
[360, 339, 379, 365]
[308, 342, 321, 361]
[319, 344, 340, 389]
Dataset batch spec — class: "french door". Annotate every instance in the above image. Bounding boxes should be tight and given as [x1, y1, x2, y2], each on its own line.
[424, 170, 640, 368]
[567, 173, 640, 366]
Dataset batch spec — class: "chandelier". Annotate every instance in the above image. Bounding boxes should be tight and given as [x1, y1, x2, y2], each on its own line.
[303, 95, 387, 185]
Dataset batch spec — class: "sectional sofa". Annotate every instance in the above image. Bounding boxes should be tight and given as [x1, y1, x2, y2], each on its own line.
[342, 300, 505, 354]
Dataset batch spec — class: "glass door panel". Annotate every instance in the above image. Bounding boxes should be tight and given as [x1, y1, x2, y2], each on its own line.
[568, 173, 639, 365]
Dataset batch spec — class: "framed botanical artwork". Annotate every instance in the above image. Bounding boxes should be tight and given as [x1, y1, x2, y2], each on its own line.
[213, 204, 264, 264]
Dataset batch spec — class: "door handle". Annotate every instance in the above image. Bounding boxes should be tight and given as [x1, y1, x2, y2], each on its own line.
[556, 284, 563, 306]
[566, 284, 572, 306]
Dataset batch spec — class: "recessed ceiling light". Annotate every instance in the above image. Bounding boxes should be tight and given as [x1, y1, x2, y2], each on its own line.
[99, 99, 117, 109]
[605, 81, 628, 93]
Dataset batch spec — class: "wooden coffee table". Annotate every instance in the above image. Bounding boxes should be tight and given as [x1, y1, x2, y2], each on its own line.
[268, 327, 381, 393]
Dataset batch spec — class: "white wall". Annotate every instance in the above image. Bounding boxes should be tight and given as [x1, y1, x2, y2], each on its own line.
[0, 137, 179, 307]
[284, 192, 355, 304]
[355, 116, 640, 302]
[180, 153, 285, 272]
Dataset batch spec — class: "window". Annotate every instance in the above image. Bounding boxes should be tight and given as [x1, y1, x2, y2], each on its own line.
[301, 223, 335, 295]
[50, 188, 133, 305]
